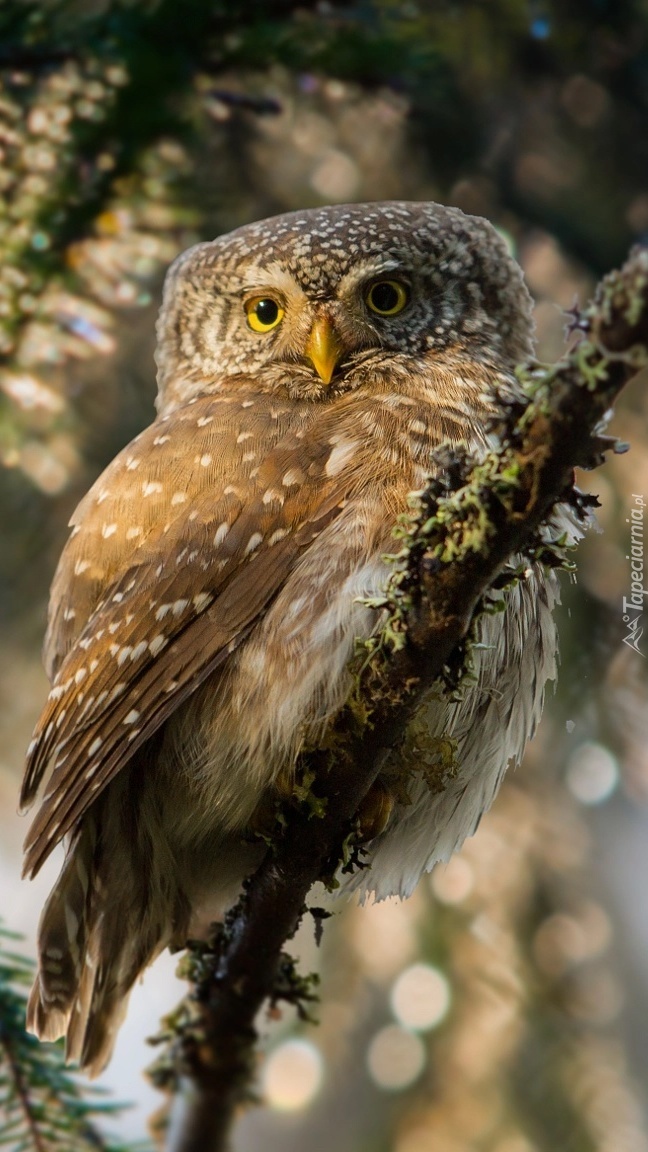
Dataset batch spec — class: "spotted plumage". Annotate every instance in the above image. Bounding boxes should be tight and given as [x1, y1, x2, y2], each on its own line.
[22, 201, 560, 1074]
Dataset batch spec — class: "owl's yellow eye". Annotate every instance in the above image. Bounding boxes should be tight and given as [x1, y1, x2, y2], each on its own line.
[365, 279, 409, 317]
[245, 296, 285, 333]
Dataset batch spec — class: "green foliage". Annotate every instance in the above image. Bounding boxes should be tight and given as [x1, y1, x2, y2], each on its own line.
[0, 924, 148, 1152]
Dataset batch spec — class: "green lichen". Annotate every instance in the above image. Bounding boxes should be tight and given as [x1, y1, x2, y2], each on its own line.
[291, 766, 328, 819]
[271, 953, 320, 1024]
[623, 269, 648, 327]
[574, 340, 611, 390]
[388, 726, 459, 797]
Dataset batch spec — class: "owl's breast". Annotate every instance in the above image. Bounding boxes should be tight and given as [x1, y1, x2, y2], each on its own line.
[158, 491, 394, 841]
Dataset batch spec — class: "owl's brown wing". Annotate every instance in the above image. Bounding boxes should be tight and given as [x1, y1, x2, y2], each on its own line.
[21, 389, 350, 878]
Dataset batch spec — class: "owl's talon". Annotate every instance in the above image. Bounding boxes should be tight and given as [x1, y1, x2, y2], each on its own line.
[357, 779, 395, 842]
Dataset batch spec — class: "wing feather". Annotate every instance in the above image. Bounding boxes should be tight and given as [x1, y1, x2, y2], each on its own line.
[22, 389, 351, 876]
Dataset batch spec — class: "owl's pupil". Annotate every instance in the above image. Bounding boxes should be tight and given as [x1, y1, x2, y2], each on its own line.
[370, 283, 399, 312]
[256, 299, 279, 325]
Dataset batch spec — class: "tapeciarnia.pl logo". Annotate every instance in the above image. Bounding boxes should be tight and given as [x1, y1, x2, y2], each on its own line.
[623, 494, 646, 656]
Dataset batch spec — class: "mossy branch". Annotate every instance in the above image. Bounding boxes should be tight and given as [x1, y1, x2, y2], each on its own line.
[152, 246, 648, 1152]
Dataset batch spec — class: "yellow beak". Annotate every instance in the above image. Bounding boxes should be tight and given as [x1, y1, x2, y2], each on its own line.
[305, 316, 345, 384]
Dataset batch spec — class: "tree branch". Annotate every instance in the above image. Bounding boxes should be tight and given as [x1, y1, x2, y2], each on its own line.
[153, 246, 648, 1152]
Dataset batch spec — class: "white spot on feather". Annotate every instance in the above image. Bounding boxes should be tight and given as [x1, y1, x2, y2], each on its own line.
[88, 737, 103, 756]
[64, 905, 79, 941]
[245, 533, 263, 555]
[325, 439, 358, 477]
[214, 522, 230, 547]
[74, 559, 91, 575]
[143, 480, 163, 497]
[123, 709, 140, 725]
[101, 522, 117, 539]
[282, 468, 305, 487]
[149, 634, 167, 656]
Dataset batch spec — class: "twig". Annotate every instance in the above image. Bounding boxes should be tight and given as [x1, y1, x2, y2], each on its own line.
[159, 246, 648, 1152]
[0, 1030, 48, 1152]
[205, 90, 282, 115]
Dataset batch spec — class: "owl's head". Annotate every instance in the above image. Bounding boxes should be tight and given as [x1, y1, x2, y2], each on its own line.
[155, 202, 534, 413]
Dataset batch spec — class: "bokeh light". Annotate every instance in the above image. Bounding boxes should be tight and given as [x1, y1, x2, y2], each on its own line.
[367, 1025, 426, 1091]
[566, 742, 620, 805]
[261, 1038, 324, 1112]
[390, 964, 451, 1032]
[431, 855, 475, 905]
[533, 904, 612, 977]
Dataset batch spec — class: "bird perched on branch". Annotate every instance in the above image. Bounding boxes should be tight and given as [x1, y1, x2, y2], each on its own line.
[21, 201, 559, 1074]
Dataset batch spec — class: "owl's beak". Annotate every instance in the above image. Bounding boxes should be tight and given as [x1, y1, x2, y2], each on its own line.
[305, 316, 345, 384]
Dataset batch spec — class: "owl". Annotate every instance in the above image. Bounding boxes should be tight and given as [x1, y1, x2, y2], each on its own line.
[20, 202, 559, 1075]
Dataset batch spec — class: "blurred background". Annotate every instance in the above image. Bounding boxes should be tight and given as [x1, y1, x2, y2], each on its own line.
[1, 2, 648, 1150]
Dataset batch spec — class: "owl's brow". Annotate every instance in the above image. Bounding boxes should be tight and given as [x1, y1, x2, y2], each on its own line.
[237, 263, 306, 297]
[336, 259, 410, 295]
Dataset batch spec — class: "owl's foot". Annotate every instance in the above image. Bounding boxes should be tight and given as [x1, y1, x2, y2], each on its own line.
[247, 767, 296, 839]
[357, 778, 395, 842]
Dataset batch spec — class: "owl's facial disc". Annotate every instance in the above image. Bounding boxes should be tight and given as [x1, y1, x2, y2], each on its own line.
[233, 259, 420, 394]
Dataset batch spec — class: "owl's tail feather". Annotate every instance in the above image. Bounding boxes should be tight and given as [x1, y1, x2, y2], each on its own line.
[26, 786, 187, 1077]
[68, 896, 170, 1077]
[26, 820, 97, 1045]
